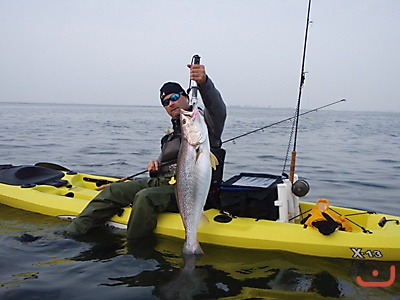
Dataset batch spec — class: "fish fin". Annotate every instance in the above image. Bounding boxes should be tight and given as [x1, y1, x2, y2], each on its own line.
[199, 211, 209, 228]
[210, 152, 219, 170]
[195, 148, 201, 163]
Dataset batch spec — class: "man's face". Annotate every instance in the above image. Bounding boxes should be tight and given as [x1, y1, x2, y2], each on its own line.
[162, 93, 191, 119]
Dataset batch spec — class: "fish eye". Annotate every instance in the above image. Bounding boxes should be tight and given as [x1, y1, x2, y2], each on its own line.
[182, 119, 186, 124]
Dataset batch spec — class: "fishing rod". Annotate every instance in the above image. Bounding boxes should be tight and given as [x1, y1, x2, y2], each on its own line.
[288, 0, 313, 182]
[92, 159, 178, 188]
[126, 159, 178, 180]
[222, 99, 345, 144]
[115, 99, 344, 182]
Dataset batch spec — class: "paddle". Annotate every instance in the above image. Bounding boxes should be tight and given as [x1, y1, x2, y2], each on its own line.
[35, 162, 71, 172]
[35, 161, 147, 188]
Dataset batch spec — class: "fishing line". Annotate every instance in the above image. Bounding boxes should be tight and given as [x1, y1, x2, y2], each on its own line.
[119, 99, 344, 180]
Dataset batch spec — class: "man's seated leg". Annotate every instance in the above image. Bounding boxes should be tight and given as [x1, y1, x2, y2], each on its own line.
[65, 179, 150, 236]
[127, 185, 175, 239]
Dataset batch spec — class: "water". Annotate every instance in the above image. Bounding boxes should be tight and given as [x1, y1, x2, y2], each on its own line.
[0, 102, 399, 299]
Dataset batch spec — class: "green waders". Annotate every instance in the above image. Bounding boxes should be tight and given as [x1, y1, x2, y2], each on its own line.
[64, 176, 176, 239]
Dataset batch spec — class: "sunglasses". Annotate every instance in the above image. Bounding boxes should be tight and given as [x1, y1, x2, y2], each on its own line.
[161, 93, 182, 106]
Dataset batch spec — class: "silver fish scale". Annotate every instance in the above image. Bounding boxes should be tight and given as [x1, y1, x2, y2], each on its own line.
[176, 108, 212, 255]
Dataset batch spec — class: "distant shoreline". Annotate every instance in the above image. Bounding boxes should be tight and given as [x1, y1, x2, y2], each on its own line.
[1, 101, 397, 113]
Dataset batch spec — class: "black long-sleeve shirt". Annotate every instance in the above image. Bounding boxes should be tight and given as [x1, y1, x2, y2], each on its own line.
[157, 77, 226, 174]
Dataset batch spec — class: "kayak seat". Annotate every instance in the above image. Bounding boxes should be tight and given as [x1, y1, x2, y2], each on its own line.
[205, 148, 226, 210]
[0, 165, 68, 187]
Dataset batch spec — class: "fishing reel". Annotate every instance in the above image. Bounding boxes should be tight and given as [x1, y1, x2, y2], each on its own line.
[292, 179, 310, 197]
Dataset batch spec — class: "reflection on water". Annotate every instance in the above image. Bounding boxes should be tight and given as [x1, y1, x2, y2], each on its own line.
[0, 201, 399, 299]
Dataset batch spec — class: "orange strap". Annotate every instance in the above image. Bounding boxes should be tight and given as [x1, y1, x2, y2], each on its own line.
[305, 198, 352, 232]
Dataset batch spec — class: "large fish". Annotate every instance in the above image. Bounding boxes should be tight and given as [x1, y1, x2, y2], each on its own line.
[176, 106, 218, 255]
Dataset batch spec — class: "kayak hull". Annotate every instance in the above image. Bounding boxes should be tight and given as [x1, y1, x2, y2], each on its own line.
[0, 164, 399, 261]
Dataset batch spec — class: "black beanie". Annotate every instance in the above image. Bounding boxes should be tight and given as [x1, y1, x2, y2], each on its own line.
[159, 82, 186, 101]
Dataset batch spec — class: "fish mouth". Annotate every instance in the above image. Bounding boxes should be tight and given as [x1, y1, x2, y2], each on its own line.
[180, 108, 194, 116]
[180, 108, 202, 120]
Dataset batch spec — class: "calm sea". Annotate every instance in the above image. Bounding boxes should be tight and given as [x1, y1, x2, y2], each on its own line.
[0, 102, 399, 299]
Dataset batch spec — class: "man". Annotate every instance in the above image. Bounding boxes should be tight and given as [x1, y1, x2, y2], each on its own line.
[65, 63, 226, 239]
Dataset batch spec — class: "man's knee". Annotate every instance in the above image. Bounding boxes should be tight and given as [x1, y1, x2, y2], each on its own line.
[134, 188, 173, 212]
[133, 189, 154, 209]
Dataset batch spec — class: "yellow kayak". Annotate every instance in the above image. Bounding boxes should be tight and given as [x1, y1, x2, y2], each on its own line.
[0, 163, 399, 261]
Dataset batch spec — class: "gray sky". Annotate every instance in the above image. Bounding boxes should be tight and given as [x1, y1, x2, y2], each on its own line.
[1, 0, 399, 112]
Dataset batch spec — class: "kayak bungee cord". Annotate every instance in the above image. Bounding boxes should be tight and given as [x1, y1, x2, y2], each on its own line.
[329, 207, 373, 234]
[288, 206, 378, 234]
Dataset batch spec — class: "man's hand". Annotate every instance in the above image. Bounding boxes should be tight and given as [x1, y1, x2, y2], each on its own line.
[187, 64, 207, 86]
[147, 160, 159, 173]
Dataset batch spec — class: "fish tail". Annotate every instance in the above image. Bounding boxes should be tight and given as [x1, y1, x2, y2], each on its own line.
[183, 240, 204, 256]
